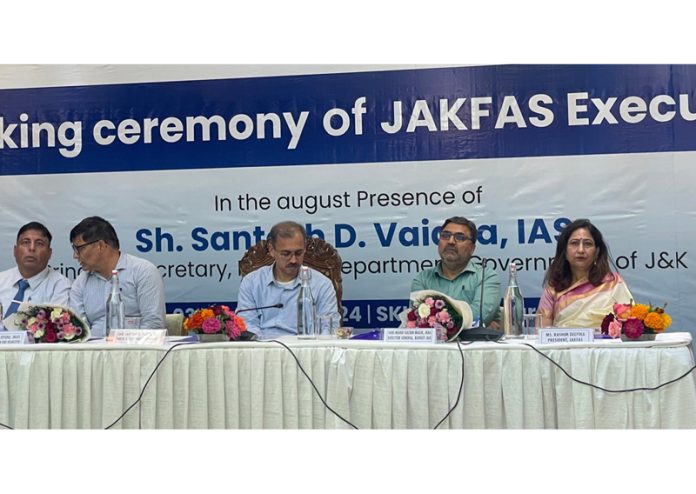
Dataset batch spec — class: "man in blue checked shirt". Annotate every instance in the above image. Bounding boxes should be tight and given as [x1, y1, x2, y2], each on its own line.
[68, 216, 166, 337]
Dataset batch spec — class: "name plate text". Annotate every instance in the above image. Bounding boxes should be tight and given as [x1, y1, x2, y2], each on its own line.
[382, 327, 438, 343]
[538, 328, 594, 344]
[0, 331, 31, 345]
[107, 329, 167, 345]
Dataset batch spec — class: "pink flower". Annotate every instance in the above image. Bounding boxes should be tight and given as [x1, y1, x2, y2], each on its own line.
[623, 318, 645, 339]
[406, 321, 416, 328]
[434, 299, 445, 310]
[201, 317, 222, 334]
[62, 324, 76, 337]
[438, 310, 451, 322]
[613, 303, 632, 322]
[608, 319, 622, 338]
[225, 320, 241, 340]
[425, 297, 434, 306]
[428, 316, 437, 326]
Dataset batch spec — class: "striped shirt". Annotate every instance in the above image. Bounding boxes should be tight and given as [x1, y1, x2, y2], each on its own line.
[69, 252, 166, 337]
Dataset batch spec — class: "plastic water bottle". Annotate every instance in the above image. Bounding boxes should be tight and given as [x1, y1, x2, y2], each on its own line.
[297, 266, 317, 339]
[503, 263, 524, 337]
[105, 269, 125, 336]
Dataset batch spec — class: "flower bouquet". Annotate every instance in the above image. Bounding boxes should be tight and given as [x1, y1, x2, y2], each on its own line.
[11, 303, 91, 343]
[601, 301, 672, 340]
[184, 304, 255, 341]
[399, 289, 473, 342]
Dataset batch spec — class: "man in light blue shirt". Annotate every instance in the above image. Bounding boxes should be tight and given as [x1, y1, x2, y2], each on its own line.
[68, 216, 166, 337]
[0, 222, 71, 328]
[411, 216, 501, 327]
[237, 221, 338, 339]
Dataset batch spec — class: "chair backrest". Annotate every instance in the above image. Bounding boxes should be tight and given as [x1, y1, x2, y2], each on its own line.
[238, 237, 344, 316]
[165, 313, 185, 336]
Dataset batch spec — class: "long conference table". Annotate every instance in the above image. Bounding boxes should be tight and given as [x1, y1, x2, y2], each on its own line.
[1, 332, 695, 429]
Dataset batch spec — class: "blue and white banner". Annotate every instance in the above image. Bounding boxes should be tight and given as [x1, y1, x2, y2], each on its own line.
[1, 64, 694, 333]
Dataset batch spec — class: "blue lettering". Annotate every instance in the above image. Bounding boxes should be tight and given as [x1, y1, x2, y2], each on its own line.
[135, 229, 153, 252]
[374, 222, 396, 246]
[191, 227, 209, 251]
[335, 224, 356, 247]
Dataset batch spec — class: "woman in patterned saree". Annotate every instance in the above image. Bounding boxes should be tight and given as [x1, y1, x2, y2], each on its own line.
[537, 219, 633, 328]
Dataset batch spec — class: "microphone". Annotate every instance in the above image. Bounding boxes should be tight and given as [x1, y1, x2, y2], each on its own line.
[459, 258, 503, 342]
[230, 303, 284, 342]
[235, 303, 283, 313]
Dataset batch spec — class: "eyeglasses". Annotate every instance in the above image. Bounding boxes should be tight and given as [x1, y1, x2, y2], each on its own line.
[71, 239, 99, 254]
[568, 239, 595, 249]
[439, 231, 473, 243]
[277, 249, 305, 259]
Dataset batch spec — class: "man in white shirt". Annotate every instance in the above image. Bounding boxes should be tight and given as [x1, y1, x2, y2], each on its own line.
[68, 216, 166, 337]
[0, 222, 71, 328]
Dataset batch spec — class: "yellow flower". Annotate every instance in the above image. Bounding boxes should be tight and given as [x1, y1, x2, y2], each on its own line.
[661, 313, 672, 330]
[417, 303, 431, 318]
[51, 307, 63, 320]
[630, 304, 649, 321]
[644, 312, 666, 332]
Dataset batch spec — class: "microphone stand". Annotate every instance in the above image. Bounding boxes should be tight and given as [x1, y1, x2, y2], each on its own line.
[459, 258, 503, 342]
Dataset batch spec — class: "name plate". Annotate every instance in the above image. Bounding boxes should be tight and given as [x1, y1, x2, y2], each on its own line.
[107, 329, 167, 345]
[538, 328, 594, 344]
[382, 327, 438, 343]
[0, 331, 31, 345]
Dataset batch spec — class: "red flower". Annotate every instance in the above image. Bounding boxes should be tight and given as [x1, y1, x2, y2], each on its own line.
[44, 330, 58, 343]
[407, 310, 417, 321]
[623, 318, 645, 339]
[600, 313, 615, 334]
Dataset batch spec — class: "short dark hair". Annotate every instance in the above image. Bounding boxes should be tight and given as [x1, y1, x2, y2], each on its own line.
[17, 221, 52, 244]
[70, 216, 120, 249]
[267, 221, 307, 247]
[441, 216, 477, 244]
[544, 218, 614, 291]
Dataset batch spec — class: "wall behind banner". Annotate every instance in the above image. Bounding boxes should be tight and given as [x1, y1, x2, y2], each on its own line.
[0, 64, 694, 338]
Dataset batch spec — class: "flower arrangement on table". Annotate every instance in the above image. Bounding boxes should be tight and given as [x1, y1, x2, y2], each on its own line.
[601, 301, 672, 340]
[184, 304, 254, 341]
[13, 303, 91, 343]
[400, 289, 473, 342]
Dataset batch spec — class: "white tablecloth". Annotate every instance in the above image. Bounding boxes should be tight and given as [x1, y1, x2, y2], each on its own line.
[1, 333, 694, 429]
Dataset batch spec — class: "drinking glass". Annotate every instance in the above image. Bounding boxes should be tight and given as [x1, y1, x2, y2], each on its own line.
[523, 313, 538, 339]
[318, 313, 342, 338]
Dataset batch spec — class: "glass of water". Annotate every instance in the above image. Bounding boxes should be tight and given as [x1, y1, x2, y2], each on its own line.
[318, 312, 342, 338]
[523, 313, 538, 339]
